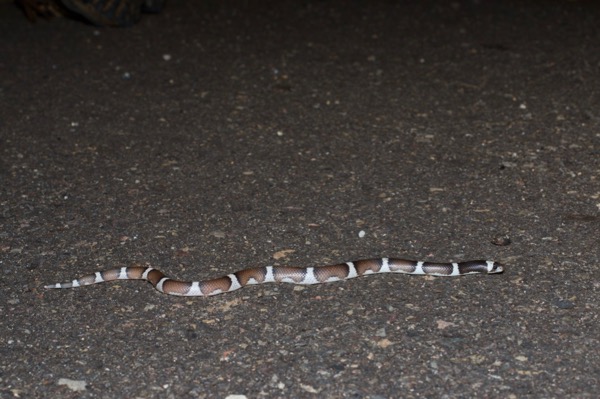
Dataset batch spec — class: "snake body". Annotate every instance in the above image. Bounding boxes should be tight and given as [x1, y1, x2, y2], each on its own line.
[45, 258, 503, 296]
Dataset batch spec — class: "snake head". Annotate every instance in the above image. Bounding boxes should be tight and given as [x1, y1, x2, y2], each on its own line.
[487, 261, 504, 274]
[459, 260, 504, 274]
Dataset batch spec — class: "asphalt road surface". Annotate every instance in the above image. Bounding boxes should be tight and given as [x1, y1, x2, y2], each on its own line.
[1, 0, 599, 397]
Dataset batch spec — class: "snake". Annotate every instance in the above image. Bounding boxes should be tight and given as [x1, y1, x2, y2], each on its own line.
[44, 258, 504, 296]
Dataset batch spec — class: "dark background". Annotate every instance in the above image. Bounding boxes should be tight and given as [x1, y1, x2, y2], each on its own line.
[1, 0, 599, 397]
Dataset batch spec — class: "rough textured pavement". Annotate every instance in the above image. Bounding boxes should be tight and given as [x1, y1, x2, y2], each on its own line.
[1, 0, 599, 397]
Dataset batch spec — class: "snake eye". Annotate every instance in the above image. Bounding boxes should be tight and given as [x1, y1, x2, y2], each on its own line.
[489, 262, 504, 274]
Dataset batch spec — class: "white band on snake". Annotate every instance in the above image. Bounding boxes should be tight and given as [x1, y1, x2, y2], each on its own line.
[45, 258, 504, 297]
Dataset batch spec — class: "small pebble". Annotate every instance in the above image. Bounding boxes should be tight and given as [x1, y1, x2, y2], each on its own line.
[491, 235, 511, 246]
[58, 378, 87, 392]
[554, 299, 575, 309]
